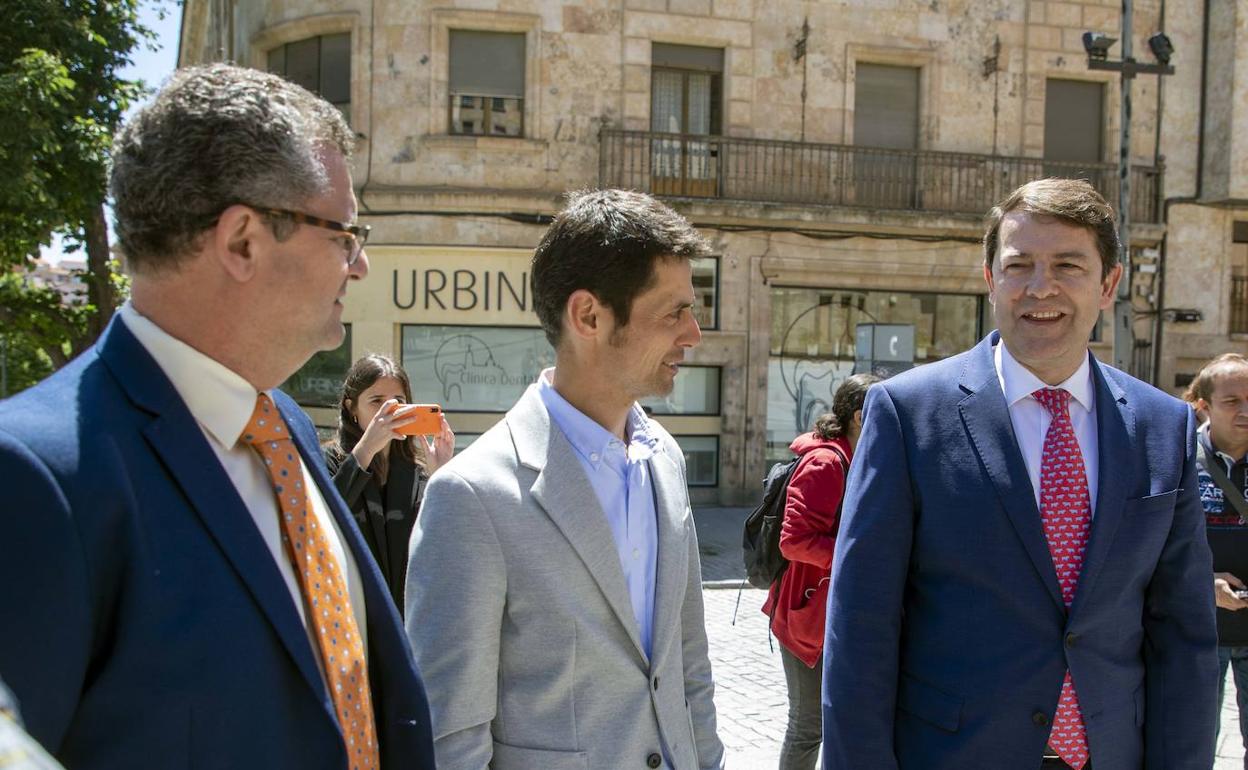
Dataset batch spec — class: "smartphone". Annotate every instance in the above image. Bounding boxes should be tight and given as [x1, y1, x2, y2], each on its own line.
[390, 404, 442, 436]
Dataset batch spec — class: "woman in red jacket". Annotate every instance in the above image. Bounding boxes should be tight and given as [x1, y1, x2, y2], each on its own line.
[763, 372, 879, 770]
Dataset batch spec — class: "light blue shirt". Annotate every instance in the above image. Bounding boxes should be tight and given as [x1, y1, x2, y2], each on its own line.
[537, 369, 660, 657]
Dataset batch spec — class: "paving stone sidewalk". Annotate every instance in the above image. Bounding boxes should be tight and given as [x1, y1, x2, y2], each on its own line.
[694, 506, 1247, 769]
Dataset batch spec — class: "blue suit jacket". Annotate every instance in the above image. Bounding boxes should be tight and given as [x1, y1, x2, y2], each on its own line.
[822, 332, 1218, 770]
[0, 318, 435, 770]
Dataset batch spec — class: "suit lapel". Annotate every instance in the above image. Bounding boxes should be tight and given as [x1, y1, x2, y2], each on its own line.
[1070, 359, 1133, 619]
[648, 448, 690, 666]
[510, 387, 649, 662]
[97, 320, 328, 703]
[958, 333, 1065, 613]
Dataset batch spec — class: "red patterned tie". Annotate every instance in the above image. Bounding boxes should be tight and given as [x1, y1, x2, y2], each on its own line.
[1032, 387, 1091, 769]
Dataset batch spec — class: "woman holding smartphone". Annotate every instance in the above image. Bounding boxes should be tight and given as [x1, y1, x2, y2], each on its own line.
[762, 373, 878, 770]
[325, 354, 455, 614]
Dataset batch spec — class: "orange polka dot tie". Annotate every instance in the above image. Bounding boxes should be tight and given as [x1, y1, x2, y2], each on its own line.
[1033, 387, 1090, 770]
[243, 394, 379, 770]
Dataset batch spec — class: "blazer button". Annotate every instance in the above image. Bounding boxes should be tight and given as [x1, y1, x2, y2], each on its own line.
[646, 752, 662, 768]
[652, 676, 660, 690]
[1033, 711, 1049, 727]
[1065, 632, 1077, 648]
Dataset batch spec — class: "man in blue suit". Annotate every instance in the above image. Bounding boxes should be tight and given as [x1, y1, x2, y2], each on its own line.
[0, 65, 434, 769]
[822, 178, 1218, 769]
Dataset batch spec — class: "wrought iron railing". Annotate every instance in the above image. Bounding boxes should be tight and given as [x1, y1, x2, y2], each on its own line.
[599, 129, 1164, 224]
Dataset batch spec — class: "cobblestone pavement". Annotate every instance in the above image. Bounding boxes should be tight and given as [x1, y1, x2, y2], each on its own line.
[694, 507, 1247, 769]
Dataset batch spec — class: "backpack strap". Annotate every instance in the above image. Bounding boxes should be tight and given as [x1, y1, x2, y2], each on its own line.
[1198, 439, 1248, 519]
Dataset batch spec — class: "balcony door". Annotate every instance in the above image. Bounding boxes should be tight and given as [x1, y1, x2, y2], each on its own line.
[1044, 79, 1107, 192]
[651, 44, 722, 197]
[852, 63, 920, 209]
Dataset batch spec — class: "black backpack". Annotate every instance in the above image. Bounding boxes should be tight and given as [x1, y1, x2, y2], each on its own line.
[741, 456, 803, 589]
[741, 445, 848, 590]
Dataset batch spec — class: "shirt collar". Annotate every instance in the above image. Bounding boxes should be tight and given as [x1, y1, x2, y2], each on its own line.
[995, 340, 1095, 413]
[118, 302, 266, 448]
[536, 368, 662, 470]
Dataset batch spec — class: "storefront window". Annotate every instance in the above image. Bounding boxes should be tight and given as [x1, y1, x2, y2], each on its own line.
[641, 365, 720, 415]
[283, 325, 352, 408]
[766, 287, 982, 463]
[401, 325, 555, 412]
[675, 435, 718, 486]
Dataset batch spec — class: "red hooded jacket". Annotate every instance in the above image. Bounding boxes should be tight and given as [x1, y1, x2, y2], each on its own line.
[760, 431, 852, 667]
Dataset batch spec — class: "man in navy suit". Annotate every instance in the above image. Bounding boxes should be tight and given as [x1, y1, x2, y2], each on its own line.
[821, 178, 1218, 769]
[0, 64, 434, 769]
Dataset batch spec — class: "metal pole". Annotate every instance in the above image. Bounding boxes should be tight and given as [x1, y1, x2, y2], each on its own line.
[1112, 0, 1134, 373]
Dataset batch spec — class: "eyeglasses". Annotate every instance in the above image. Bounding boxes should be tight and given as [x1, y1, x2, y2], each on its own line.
[253, 206, 370, 265]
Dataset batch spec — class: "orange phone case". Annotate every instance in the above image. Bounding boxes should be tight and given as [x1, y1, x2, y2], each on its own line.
[391, 404, 442, 436]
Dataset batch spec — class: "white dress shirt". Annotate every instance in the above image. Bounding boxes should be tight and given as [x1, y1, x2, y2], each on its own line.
[994, 341, 1100, 517]
[536, 368, 659, 657]
[118, 303, 368, 670]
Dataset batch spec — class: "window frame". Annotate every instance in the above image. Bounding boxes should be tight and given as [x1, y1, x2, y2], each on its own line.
[447, 29, 527, 138]
[250, 15, 359, 127]
[430, 11, 541, 140]
[673, 434, 720, 487]
[640, 365, 723, 417]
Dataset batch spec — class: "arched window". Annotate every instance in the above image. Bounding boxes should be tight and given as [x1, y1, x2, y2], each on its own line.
[268, 33, 351, 124]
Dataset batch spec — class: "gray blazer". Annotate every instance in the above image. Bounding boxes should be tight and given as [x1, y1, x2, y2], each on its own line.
[405, 385, 724, 770]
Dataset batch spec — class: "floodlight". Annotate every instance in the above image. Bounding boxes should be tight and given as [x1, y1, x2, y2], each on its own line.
[1082, 32, 1118, 61]
[1147, 32, 1174, 65]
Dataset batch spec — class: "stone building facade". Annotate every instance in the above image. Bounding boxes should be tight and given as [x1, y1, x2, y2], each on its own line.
[1151, 0, 1248, 394]
[179, 0, 1222, 503]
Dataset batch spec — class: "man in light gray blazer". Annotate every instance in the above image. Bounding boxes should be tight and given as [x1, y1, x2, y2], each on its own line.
[405, 189, 725, 770]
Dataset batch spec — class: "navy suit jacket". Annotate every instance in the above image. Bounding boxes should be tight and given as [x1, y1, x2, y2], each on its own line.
[822, 332, 1218, 770]
[0, 318, 435, 769]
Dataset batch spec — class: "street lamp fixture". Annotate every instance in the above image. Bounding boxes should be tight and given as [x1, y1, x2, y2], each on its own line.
[1083, 13, 1177, 378]
[1147, 32, 1174, 66]
[1083, 29, 1175, 76]
[1082, 32, 1118, 61]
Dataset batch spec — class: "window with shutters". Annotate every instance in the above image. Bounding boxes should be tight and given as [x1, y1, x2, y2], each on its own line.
[1044, 79, 1106, 188]
[852, 63, 920, 208]
[650, 43, 724, 197]
[267, 34, 352, 124]
[449, 30, 525, 137]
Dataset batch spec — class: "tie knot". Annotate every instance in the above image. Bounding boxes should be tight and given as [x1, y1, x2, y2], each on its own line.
[1031, 387, 1072, 416]
[242, 393, 290, 445]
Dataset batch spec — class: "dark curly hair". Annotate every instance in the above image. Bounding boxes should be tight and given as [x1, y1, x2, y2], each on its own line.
[814, 373, 881, 440]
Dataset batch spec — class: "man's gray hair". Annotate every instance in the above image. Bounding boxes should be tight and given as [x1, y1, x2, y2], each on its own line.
[109, 63, 354, 274]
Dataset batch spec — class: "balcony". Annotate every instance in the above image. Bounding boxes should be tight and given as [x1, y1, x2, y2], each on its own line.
[599, 129, 1164, 225]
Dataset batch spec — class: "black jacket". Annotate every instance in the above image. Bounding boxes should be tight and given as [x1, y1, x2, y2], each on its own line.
[325, 446, 426, 613]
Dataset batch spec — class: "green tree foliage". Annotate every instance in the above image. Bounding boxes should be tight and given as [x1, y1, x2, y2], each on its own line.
[0, 0, 156, 391]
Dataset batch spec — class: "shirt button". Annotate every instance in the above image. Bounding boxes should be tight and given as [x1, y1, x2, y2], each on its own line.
[646, 753, 662, 768]
[590, 452, 600, 462]
[633, 548, 640, 560]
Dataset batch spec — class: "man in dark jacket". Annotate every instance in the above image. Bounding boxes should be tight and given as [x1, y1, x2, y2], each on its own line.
[1185, 353, 1248, 767]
